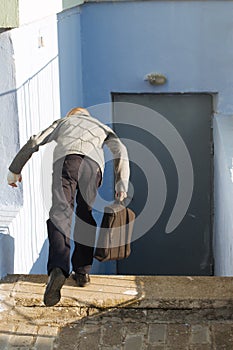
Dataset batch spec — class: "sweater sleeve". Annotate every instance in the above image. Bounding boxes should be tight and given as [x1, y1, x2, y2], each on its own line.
[9, 119, 60, 174]
[104, 131, 130, 193]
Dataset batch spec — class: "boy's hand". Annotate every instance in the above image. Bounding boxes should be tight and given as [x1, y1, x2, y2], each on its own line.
[115, 191, 127, 202]
[7, 171, 22, 187]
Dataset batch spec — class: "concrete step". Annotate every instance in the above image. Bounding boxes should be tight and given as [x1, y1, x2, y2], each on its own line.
[1, 275, 233, 349]
[1, 274, 233, 309]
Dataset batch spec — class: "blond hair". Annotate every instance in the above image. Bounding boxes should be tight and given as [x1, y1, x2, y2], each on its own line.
[66, 107, 90, 117]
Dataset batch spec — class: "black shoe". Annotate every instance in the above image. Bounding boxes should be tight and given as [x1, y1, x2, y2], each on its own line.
[43, 268, 66, 306]
[73, 273, 90, 287]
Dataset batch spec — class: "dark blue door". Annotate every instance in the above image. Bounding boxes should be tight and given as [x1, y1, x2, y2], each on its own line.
[112, 93, 213, 275]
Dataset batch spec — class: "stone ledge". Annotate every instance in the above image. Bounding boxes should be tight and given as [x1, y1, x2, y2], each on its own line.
[1, 274, 233, 310]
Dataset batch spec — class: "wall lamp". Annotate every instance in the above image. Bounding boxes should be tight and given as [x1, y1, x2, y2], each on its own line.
[145, 73, 167, 86]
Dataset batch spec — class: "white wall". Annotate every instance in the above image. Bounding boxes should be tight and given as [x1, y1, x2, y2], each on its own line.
[213, 116, 233, 276]
[0, 0, 63, 28]
[0, 32, 22, 208]
[0, 14, 61, 277]
[0, 0, 82, 28]
[18, 0, 63, 26]
[0, 31, 20, 277]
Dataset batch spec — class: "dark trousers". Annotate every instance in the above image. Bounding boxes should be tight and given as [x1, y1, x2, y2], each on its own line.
[47, 154, 101, 277]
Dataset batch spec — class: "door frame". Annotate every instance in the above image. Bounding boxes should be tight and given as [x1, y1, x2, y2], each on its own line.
[111, 92, 216, 275]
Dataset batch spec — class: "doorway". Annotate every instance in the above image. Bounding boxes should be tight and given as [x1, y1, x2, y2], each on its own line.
[112, 93, 213, 275]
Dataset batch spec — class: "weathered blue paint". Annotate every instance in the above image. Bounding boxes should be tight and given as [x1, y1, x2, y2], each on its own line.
[81, 1, 233, 115]
[57, 6, 83, 116]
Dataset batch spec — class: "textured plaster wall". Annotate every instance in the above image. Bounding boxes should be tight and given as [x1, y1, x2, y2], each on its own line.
[0, 32, 19, 277]
[0, 14, 61, 277]
[0, 32, 22, 208]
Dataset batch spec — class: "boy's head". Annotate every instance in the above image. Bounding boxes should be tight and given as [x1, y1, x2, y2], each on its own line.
[66, 107, 90, 117]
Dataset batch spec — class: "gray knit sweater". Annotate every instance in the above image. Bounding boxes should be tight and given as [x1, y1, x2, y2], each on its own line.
[9, 113, 130, 193]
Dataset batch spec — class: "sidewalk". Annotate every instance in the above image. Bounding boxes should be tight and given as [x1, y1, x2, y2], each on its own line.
[1, 274, 233, 349]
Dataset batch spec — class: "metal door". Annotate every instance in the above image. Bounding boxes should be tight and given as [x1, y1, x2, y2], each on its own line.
[112, 93, 213, 275]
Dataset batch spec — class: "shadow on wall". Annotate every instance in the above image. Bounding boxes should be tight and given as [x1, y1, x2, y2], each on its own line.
[29, 239, 49, 274]
[0, 233, 14, 279]
[29, 237, 117, 275]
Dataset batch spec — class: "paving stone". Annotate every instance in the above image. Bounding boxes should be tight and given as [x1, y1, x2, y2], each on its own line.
[8, 325, 37, 349]
[212, 323, 233, 349]
[8, 333, 35, 347]
[16, 324, 38, 336]
[148, 324, 167, 344]
[77, 324, 101, 350]
[123, 334, 144, 350]
[37, 325, 59, 337]
[101, 322, 123, 346]
[191, 325, 210, 344]
[0, 323, 16, 349]
[54, 324, 81, 350]
[167, 324, 190, 347]
[34, 336, 56, 350]
[78, 329, 100, 350]
[124, 322, 148, 335]
[0, 331, 12, 349]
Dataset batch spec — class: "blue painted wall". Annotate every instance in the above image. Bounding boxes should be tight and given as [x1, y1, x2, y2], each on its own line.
[57, 6, 83, 116]
[57, 1, 233, 275]
[81, 1, 233, 114]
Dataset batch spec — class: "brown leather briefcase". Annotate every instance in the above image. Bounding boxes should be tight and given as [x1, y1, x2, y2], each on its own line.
[94, 202, 135, 262]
